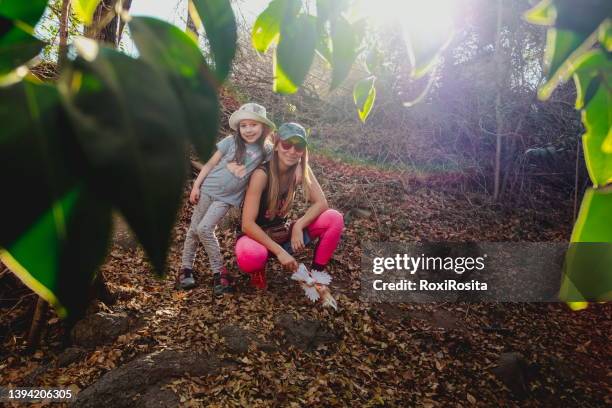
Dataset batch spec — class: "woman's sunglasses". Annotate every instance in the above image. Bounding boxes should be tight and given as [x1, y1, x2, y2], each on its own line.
[279, 138, 306, 153]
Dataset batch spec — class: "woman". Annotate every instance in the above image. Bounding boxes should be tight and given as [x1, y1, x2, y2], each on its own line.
[236, 122, 344, 289]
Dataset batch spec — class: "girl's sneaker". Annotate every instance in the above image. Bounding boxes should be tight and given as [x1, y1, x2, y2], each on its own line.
[213, 270, 235, 296]
[177, 268, 196, 290]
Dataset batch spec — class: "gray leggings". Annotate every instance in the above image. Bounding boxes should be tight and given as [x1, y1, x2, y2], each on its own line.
[180, 192, 230, 274]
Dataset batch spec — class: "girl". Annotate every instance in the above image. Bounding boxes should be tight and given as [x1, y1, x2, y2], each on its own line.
[178, 103, 275, 294]
[236, 122, 344, 290]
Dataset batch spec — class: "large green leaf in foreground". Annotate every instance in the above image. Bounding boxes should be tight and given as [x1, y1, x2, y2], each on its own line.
[129, 16, 219, 162]
[72, 0, 103, 25]
[60, 45, 189, 276]
[0, 81, 111, 318]
[191, 0, 236, 83]
[560, 188, 612, 306]
[0, 0, 48, 75]
[572, 50, 612, 187]
[274, 14, 317, 94]
[252, 0, 300, 53]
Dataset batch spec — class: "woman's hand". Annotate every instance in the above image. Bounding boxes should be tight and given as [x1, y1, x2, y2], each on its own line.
[189, 187, 200, 205]
[291, 224, 305, 253]
[277, 250, 298, 272]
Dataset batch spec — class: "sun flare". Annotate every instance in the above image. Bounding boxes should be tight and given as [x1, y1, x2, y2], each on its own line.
[356, 0, 456, 35]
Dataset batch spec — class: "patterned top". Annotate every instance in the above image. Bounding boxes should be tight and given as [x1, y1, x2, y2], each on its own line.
[202, 135, 272, 207]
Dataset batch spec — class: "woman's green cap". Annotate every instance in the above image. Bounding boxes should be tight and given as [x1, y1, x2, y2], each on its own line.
[278, 122, 308, 144]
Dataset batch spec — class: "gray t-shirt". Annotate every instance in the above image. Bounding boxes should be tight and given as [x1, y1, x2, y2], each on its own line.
[202, 135, 272, 207]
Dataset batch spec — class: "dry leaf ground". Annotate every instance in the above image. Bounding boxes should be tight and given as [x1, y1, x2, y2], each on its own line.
[1, 155, 610, 407]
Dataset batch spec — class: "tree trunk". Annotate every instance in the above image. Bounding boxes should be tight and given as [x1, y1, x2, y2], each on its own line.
[117, 0, 132, 45]
[58, 0, 71, 69]
[26, 298, 48, 352]
[492, 0, 504, 201]
[84, 0, 132, 46]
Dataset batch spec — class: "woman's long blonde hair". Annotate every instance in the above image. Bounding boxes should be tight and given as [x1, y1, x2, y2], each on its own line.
[266, 138, 312, 218]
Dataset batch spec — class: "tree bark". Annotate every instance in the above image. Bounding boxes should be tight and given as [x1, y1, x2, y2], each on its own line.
[84, 0, 132, 46]
[26, 298, 48, 352]
[492, 0, 504, 201]
[58, 0, 71, 69]
[117, 0, 132, 45]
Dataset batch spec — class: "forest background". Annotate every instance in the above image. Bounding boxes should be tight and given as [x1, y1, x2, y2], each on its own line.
[0, 0, 610, 406]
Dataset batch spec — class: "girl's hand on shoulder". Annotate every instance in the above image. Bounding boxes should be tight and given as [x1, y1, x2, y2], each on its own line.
[291, 224, 304, 253]
[189, 187, 200, 205]
[277, 250, 298, 272]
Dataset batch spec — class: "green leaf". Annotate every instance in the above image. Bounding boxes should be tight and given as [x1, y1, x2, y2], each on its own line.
[60, 47, 190, 276]
[72, 0, 103, 25]
[572, 49, 611, 109]
[252, 0, 300, 53]
[315, 26, 332, 64]
[0, 0, 48, 76]
[538, 29, 590, 100]
[554, 0, 611, 35]
[403, 17, 453, 79]
[600, 19, 612, 51]
[571, 187, 612, 242]
[274, 14, 317, 94]
[129, 16, 219, 162]
[523, 0, 555, 26]
[0, 80, 112, 318]
[316, 0, 332, 22]
[191, 0, 236, 83]
[572, 50, 612, 186]
[559, 189, 612, 303]
[330, 16, 359, 90]
[535, 1, 611, 100]
[353, 75, 376, 123]
[365, 47, 383, 75]
[0, 0, 48, 28]
[0, 23, 44, 75]
[316, 0, 349, 23]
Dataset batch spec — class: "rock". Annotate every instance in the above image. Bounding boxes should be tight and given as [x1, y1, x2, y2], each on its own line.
[350, 208, 372, 218]
[219, 325, 254, 354]
[137, 385, 180, 408]
[491, 352, 529, 399]
[72, 349, 234, 408]
[256, 342, 278, 353]
[57, 347, 87, 368]
[275, 314, 338, 351]
[71, 312, 130, 348]
[23, 364, 49, 386]
[218, 325, 277, 354]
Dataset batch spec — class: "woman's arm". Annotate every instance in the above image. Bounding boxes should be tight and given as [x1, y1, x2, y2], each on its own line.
[291, 168, 329, 252]
[295, 168, 328, 229]
[189, 150, 223, 204]
[242, 169, 298, 270]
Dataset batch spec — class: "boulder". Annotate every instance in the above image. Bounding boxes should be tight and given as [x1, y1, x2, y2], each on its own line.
[57, 347, 87, 368]
[72, 349, 233, 408]
[71, 312, 130, 348]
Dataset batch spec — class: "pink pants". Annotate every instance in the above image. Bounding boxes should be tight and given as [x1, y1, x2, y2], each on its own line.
[236, 209, 344, 273]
